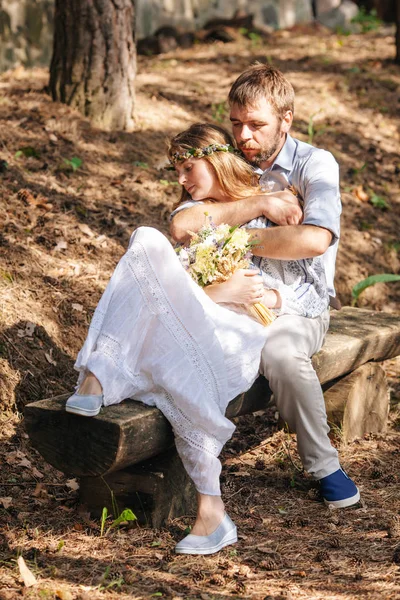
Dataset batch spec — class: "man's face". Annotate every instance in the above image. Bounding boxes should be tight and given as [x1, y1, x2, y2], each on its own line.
[229, 97, 292, 168]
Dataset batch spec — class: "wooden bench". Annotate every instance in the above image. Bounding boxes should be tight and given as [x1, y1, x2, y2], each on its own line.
[24, 307, 400, 526]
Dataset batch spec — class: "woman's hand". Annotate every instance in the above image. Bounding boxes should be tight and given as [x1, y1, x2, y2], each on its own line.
[204, 269, 265, 307]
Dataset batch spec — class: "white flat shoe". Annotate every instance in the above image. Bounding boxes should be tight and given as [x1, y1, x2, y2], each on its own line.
[65, 393, 103, 417]
[175, 513, 237, 555]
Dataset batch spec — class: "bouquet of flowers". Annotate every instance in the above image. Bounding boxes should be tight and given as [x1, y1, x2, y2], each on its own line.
[176, 216, 275, 326]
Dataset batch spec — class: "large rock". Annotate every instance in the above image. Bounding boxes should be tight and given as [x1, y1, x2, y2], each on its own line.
[315, 0, 341, 17]
[317, 0, 359, 30]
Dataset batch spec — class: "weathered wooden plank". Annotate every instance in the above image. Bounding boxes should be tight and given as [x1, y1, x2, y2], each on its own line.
[324, 362, 389, 443]
[24, 307, 400, 477]
[313, 307, 400, 383]
[24, 396, 175, 476]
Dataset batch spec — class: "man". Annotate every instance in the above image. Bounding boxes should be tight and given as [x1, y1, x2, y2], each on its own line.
[170, 63, 360, 509]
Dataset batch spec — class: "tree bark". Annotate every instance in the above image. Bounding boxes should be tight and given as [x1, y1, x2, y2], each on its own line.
[50, 0, 136, 131]
[396, 0, 400, 64]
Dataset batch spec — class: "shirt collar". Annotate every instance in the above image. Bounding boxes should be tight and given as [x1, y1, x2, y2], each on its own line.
[252, 134, 296, 175]
[270, 133, 296, 172]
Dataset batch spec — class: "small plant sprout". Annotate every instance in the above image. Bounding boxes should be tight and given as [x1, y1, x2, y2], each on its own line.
[62, 157, 83, 172]
[370, 193, 389, 210]
[15, 146, 40, 159]
[100, 505, 137, 537]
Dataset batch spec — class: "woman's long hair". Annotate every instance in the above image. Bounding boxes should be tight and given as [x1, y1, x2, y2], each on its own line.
[167, 123, 258, 207]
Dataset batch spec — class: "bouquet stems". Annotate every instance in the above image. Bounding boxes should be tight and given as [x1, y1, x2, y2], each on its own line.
[248, 302, 276, 327]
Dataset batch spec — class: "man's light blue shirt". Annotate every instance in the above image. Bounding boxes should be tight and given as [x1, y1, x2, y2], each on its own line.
[170, 134, 342, 297]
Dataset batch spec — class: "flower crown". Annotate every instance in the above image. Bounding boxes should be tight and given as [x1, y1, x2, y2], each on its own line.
[168, 143, 239, 168]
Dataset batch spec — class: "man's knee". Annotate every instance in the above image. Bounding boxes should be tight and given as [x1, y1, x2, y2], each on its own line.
[260, 340, 306, 381]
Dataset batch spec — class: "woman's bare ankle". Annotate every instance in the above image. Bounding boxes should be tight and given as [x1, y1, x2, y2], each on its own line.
[78, 373, 102, 396]
[191, 494, 225, 536]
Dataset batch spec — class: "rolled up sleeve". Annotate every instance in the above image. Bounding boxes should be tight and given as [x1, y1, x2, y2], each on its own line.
[301, 150, 341, 244]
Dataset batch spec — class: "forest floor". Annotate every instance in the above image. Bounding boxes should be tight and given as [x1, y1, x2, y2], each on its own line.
[1, 23, 400, 600]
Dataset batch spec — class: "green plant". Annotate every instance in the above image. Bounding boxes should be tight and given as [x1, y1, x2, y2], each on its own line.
[0, 270, 14, 283]
[387, 241, 400, 253]
[100, 506, 108, 537]
[351, 7, 382, 33]
[63, 157, 82, 172]
[15, 146, 40, 159]
[239, 27, 262, 47]
[359, 221, 373, 231]
[350, 162, 366, 177]
[211, 101, 227, 123]
[248, 31, 262, 48]
[370, 193, 389, 210]
[133, 160, 148, 168]
[351, 274, 400, 306]
[100, 488, 137, 537]
[100, 506, 137, 536]
[98, 565, 125, 591]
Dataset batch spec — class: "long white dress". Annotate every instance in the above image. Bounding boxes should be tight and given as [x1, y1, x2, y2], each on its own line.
[74, 226, 269, 495]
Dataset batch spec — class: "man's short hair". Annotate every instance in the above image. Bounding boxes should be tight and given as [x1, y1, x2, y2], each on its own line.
[228, 63, 295, 119]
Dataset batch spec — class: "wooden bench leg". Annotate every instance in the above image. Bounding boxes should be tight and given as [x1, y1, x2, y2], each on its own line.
[79, 448, 197, 528]
[324, 362, 389, 443]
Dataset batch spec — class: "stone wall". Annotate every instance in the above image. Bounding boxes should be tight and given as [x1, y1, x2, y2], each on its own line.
[0, 0, 314, 73]
[0, 0, 54, 72]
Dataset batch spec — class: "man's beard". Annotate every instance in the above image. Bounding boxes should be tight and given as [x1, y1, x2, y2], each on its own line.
[241, 128, 282, 166]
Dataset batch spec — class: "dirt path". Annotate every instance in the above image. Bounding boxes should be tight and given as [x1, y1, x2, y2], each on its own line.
[0, 26, 400, 600]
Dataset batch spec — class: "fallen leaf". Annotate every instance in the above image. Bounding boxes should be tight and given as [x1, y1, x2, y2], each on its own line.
[6, 451, 31, 468]
[77, 223, 95, 237]
[17, 512, 30, 522]
[0, 497, 12, 509]
[66, 478, 79, 491]
[55, 588, 73, 600]
[33, 483, 49, 499]
[45, 349, 57, 366]
[31, 467, 44, 479]
[71, 303, 83, 312]
[54, 238, 67, 252]
[353, 185, 369, 202]
[17, 556, 37, 587]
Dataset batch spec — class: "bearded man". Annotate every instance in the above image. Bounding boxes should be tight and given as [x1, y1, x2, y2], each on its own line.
[170, 64, 360, 509]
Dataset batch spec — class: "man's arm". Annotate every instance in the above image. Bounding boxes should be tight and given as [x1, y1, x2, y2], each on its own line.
[248, 150, 341, 260]
[170, 190, 302, 243]
[249, 224, 333, 260]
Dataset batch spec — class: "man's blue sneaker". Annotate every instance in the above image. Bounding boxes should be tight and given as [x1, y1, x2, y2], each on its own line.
[319, 468, 360, 509]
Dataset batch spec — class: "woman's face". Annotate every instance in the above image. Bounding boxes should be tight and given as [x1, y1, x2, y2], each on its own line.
[175, 157, 224, 201]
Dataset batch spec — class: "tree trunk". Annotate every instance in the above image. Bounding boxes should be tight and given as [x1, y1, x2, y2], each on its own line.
[396, 0, 400, 64]
[49, 0, 136, 131]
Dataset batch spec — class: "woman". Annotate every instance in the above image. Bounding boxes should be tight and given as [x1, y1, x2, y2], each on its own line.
[66, 123, 329, 555]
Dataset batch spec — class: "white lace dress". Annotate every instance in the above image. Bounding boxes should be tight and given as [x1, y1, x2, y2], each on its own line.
[74, 226, 269, 495]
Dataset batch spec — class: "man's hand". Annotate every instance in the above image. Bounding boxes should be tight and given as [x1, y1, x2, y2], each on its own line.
[255, 189, 303, 226]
